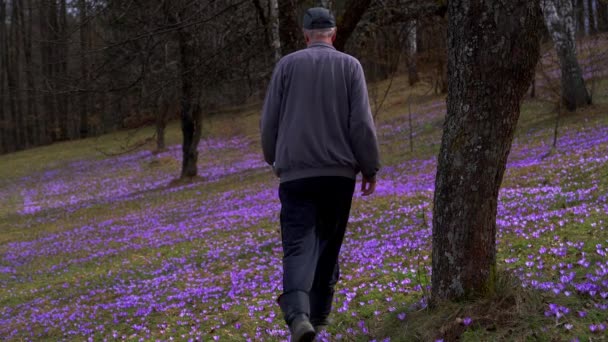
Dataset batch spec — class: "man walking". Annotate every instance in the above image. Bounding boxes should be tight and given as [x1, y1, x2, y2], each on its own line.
[261, 7, 380, 341]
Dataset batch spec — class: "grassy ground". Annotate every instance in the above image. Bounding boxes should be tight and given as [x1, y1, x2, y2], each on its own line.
[1, 54, 608, 341]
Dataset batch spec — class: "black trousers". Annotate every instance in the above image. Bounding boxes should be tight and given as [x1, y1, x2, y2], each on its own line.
[277, 176, 355, 326]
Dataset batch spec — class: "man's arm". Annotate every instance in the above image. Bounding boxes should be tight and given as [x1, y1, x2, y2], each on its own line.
[260, 62, 284, 166]
[349, 60, 381, 183]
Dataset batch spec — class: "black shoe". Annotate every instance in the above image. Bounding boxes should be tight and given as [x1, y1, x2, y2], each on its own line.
[311, 317, 329, 333]
[290, 315, 316, 342]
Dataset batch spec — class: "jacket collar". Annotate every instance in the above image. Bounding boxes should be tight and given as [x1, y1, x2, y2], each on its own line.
[307, 42, 336, 50]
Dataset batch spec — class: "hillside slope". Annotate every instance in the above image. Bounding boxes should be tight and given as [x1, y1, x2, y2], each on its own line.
[1, 65, 608, 340]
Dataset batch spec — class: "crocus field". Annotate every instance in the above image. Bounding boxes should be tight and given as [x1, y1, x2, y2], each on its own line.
[1, 74, 608, 341]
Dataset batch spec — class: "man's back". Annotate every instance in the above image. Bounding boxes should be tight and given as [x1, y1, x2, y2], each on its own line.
[261, 42, 379, 183]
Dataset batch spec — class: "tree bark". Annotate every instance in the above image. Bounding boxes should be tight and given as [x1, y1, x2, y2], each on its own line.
[542, 0, 591, 111]
[39, 0, 58, 141]
[8, 0, 23, 150]
[21, 0, 38, 147]
[177, 28, 202, 178]
[58, 0, 70, 139]
[406, 20, 419, 86]
[591, 0, 599, 32]
[0, 0, 8, 153]
[432, 0, 541, 301]
[155, 93, 169, 151]
[79, 0, 89, 138]
[278, 0, 302, 56]
[583, 0, 590, 35]
[334, 0, 372, 52]
[269, 0, 281, 62]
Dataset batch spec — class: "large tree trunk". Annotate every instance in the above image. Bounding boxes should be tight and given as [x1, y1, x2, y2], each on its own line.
[178, 28, 202, 178]
[542, 0, 591, 111]
[334, 0, 372, 52]
[278, 0, 302, 56]
[406, 20, 419, 86]
[431, 0, 541, 301]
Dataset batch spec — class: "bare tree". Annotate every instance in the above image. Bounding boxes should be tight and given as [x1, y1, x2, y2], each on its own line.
[334, 0, 372, 52]
[7, 0, 23, 150]
[269, 0, 281, 62]
[405, 20, 419, 86]
[591, 0, 599, 32]
[278, 0, 302, 55]
[583, 0, 590, 35]
[0, 0, 8, 152]
[20, 0, 38, 146]
[78, 0, 90, 138]
[432, 0, 541, 301]
[39, 0, 58, 141]
[542, 0, 592, 111]
[177, 27, 202, 178]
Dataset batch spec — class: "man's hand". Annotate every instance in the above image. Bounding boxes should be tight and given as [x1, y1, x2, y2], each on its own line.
[360, 177, 376, 196]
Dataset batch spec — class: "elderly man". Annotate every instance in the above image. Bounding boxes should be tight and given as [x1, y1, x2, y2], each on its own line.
[261, 7, 380, 341]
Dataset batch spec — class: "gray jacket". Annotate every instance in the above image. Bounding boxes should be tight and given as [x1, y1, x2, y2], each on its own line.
[261, 42, 380, 183]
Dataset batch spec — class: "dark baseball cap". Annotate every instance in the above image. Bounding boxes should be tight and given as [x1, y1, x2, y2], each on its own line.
[303, 7, 336, 29]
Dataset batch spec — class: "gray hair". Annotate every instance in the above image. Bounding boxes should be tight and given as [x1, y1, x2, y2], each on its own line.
[303, 27, 337, 40]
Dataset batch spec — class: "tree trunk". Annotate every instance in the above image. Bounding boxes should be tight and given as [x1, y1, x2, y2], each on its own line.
[603, 2, 608, 31]
[278, 0, 302, 56]
[583, 0, 590, 35]
[79, 0, 89, 138]
[334, 0, 372, 52]
[542, 0, 591, 111]
[8, 0, 23, 150]
[269, 0, 281, 63]
[21, 0, 38, 147]
[58, 0, 70, 140]
[0, 0, 8, 153]
[156, 94, 168, 151]
[40, 0, 58, 141]
[430, 17, 448, 94]
[178, 28, 202, 178]
[432, 0, 541, 301]
[591, 0, 599, 32]
[406, 20, 419, 86]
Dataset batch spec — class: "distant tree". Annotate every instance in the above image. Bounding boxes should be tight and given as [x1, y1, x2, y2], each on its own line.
[591, 0, 598, 32]
[432, 0, 541, 301]
[334, 0, 373, 52]
[0, 0, 8, 152]
[57, 0, 70, 140]
[541, 0, 592, 111]
[7, 0, 23, 150]
[78, 0, 90, 138]
[405, 20, 419, 86]
[177, 27, 202, 178]
[20, 0, 38, 147]
[269, 0, 281, 62]
[583, 0, 591, 34]
[278, 0, 302, 55]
